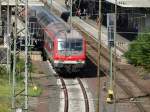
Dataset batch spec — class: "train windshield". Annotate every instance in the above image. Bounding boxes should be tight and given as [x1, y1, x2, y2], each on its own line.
[58, 39, 82, 51]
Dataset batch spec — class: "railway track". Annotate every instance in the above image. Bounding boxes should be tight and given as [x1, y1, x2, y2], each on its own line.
[38, 1, 150, 111]
[47, 60, 91, 112]
[59, 76, 89, 112]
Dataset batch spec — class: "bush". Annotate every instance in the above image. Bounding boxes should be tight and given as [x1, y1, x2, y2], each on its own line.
[124, 30, 150, 72]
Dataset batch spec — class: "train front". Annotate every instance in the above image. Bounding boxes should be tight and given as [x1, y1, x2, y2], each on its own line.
[54, 29, 86, 72]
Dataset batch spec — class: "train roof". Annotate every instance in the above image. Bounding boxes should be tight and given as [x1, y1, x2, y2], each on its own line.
[46, 23, 83, 39]
[31, 6, 83, 40]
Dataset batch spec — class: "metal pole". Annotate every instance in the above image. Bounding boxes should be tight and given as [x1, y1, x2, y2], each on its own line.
[109, 46, 113, 90]
[113, 0, 117, 111]
[0, 0, 2, 21]
[48, 0, 52, 10]
[50, 0, 52, 8]
[24, 0, 28, 111]
[97, 0, 101, 112]
[0, 0, 1, 20]
[12, 0, 18, 111]
[70, 0, 72, 30]
[7, 0, 11, 84]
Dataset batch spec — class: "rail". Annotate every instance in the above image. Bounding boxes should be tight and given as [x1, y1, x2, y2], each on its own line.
[77, 78, 89, 112]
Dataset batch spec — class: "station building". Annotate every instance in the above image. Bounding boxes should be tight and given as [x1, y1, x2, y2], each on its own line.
[105, 0, 150, 40]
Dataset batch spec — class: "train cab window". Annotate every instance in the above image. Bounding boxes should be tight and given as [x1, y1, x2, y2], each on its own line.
[58, 41, 69, 51]
[58, 39, 82, 51]
[70, 40, 82, 51]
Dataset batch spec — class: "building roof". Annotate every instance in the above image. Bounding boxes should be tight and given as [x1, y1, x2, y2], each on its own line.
[106, 0, 150, 7]
[2, 0, 44, 6]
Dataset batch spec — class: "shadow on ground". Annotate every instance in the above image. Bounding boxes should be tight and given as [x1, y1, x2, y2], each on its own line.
[59, 58, 105, 79]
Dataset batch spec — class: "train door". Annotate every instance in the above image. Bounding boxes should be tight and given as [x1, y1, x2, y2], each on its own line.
[48, 37, 54, 61]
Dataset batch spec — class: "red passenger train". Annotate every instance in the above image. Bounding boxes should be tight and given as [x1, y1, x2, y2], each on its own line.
[31, 6, 86, 72]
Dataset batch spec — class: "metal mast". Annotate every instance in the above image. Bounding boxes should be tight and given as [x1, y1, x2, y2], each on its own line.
[24, 0, 28, 111]
[7, 0, 11, 84]
[70, 0, 72, 30]
[50, 0, 52, 10]
[12, 0, 18, 111]
[97, 0, 101, 112]
[0, 0, 1, 34]
[113, 0, 117, 111]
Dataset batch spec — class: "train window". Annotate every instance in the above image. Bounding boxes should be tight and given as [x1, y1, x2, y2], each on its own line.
[58, 39, 82, 51]
[58, 41, 69, 51]
[70, 40, 82, 51]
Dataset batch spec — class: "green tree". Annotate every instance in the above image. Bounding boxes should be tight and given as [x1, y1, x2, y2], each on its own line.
[124, 30, 150, 72]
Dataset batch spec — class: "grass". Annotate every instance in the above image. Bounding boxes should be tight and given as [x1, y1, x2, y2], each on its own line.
[0, 103, 10, 112]
[0, 76, 42, 112]
[0, 59, 43, 111]
[0, 79, 11, 112]
[28, 85, 42, 97]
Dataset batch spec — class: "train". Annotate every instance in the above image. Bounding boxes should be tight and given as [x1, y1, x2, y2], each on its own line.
[30, 6, 86, 73]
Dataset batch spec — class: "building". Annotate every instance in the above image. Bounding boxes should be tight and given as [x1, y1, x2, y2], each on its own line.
[105, 0, 150, 40]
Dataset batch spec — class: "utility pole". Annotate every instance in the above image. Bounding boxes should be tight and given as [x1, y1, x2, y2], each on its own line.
[12, 0, 29, 111]
[48, 0, 52, 9]
[97, 0, 101, 112]
[113, 0, 117, 111]
[0, 0, 2, 37]
[7, 0, 11, 84]
[50, 0, 52, 10]
[12, 0, 18, 111]
[106, 0, 117, 109]
[24, 0, 28, 111]
[70, 0, 72, 30]
[106, 13, 115, 103]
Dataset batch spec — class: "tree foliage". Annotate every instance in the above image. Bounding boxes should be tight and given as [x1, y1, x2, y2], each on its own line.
[124, 30, 150, 72]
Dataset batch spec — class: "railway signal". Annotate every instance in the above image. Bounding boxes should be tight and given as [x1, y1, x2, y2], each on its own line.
[106, 13, 115, 103]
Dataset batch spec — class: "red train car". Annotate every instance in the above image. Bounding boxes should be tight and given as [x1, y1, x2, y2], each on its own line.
[32, 6, 86, 72]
